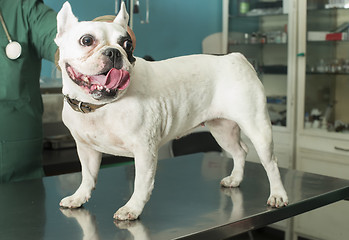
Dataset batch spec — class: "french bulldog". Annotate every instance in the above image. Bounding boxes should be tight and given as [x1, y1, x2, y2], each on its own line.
[55, 1, 288, 220]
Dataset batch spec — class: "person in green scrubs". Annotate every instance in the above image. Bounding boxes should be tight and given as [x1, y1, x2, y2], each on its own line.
[0, 0, 57, 183]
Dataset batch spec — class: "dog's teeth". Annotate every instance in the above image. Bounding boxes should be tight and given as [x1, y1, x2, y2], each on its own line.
[82, 76, 89, 82]
[106, 88, 110, 92]
[97, 85, 103, 90]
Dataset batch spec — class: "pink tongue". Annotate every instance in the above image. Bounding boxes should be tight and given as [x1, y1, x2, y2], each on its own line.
[90, 68, 130, 90]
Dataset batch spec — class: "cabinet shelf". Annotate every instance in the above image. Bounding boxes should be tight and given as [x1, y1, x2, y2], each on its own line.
[229, 42, 287, 46]
[306, 72, 349, 75]
[308, 8, 349, 13]
[307, 40, 349, 44]
[301, 128, 349, 140]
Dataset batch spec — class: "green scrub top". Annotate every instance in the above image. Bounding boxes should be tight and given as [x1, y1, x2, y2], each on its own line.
[0, 0, 57, 182]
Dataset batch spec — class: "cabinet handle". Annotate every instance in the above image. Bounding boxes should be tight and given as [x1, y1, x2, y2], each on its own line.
[334, 146, 349, 152]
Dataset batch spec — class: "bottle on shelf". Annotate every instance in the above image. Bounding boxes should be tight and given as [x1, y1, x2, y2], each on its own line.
[239, 0, 250, 15]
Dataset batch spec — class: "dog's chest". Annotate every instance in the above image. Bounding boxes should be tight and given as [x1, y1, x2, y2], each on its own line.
[62, 105, 133, 156]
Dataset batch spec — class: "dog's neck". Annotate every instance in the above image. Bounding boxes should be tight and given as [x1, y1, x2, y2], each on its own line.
[64, 95, 106, 113]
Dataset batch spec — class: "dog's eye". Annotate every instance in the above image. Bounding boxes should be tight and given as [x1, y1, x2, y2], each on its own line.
[80, 34, 95, 46]
[123, 40, 133, 52]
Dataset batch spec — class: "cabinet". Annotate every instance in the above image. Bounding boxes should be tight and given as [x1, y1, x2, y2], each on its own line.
[222, 0, 297, 169]
[295, 1, 349, 240]
[223, 1, 349, 239]
[297, 3, 349, 141]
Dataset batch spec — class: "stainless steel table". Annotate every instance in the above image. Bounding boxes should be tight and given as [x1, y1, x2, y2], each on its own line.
[1, 152, 348, 240]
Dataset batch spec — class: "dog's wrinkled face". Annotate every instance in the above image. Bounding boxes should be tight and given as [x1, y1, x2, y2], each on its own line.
[55, 2, 135, 102]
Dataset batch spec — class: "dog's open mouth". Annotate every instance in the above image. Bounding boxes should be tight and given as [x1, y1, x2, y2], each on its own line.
[66, 64, 130, 99]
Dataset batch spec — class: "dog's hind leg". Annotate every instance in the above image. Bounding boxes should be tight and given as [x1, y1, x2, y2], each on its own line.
[60, 142, 102, 208]
[237, 115, 288, 208]
[206, 119, 248, 188]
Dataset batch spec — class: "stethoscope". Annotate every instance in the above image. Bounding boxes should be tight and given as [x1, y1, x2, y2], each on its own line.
[0, 10, 21, 60]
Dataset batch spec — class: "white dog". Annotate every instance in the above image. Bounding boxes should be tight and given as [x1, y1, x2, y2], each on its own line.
[55, 2, 288, 220]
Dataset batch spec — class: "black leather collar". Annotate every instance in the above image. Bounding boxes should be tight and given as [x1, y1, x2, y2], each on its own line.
[64, 95, 106, 113]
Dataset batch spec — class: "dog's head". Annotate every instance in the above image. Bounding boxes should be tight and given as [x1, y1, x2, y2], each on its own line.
[55, 1, 135, 103]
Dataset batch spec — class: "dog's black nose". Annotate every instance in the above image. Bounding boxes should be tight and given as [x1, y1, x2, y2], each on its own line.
[103, 48, 122, 69]
[103, 48, 121, 61]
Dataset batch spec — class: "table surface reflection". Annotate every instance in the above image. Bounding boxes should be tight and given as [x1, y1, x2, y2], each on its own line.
[1, 152, 348, 240]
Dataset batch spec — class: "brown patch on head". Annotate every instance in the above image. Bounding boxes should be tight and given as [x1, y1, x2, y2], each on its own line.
[92, 15, 136, 51]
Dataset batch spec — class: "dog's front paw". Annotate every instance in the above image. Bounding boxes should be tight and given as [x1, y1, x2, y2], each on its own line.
[113, 206, 140, 221]
[267, 192, 289, 208]
[220, 175, 242, 188]
[60, 194, 89, 208]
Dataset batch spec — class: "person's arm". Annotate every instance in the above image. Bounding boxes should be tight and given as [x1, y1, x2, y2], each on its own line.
[24, 0, 57, 62]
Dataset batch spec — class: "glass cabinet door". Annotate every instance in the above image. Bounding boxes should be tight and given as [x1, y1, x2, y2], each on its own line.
[299, 1, 349, 137]
[226, 0, 291, 128]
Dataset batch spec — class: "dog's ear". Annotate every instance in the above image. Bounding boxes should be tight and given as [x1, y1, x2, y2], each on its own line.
[55, 1, 78, 44]
[114, 1, 129, 30]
